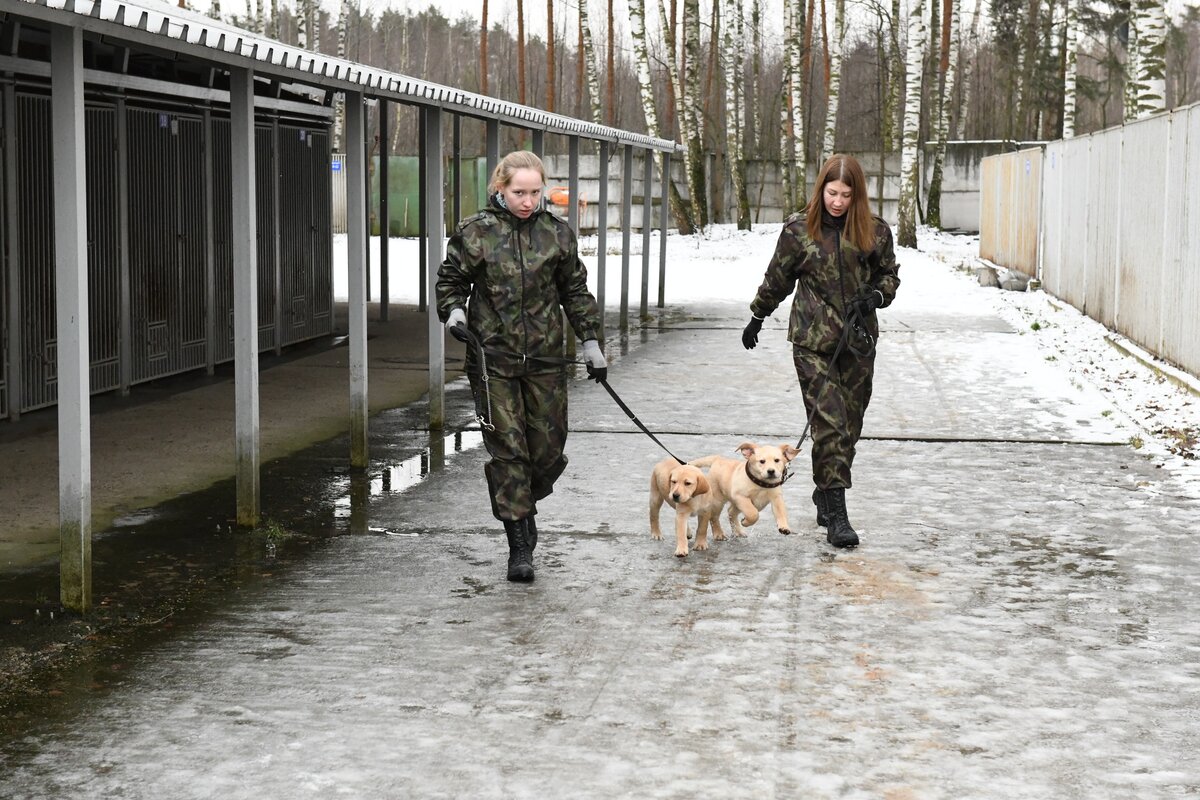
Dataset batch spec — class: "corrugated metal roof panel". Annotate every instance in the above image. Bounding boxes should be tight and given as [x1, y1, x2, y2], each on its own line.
[10, 0, 679, 151]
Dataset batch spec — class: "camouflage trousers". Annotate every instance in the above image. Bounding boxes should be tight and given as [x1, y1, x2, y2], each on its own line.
[468, 369, 570, 521]
[792, 344, 875, 490]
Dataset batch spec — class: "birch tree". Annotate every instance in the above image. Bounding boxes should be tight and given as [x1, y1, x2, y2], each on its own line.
[822, 0, 846, 161]
[271, 0, 279, 39]
[792, 0, 811, 200]
[607, 0, 616, 124]
[1132, 0, 1168, 117]
[297, 0, 308, 49]
[629, 0, 694, 231]
[517, 0, 528, 104]
[1062, 0, 1079, 136]
[897, 0, 926, 248]
[1124, 5, 1140, 121]
[208, 0, 221, 20]
[684, 0, 708, 227]
[751, 0, 763, 156]
[956, 0, 981, 137]
[255, 0, 264, 33]
[333, 0, 348, 152]
[927, 0, 959, 229]
[723, 0, 751, 228]
[653, 0, 696, 231]
[779, 0, 795, 212]
[481, 0, 489, 95]
[547, 0, 557, 112]
[579, 0, 603, 123]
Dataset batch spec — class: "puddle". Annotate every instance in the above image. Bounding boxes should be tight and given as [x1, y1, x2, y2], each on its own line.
[331, 430, 484, 525]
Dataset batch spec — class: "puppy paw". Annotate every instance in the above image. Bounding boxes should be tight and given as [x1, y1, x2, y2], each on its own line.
[778, 527, 792, 536]
[674, 548, 689, 558]
[713, 531, 727, 541]
[650, 531, 662, 540]
[693, 540, 709, 551]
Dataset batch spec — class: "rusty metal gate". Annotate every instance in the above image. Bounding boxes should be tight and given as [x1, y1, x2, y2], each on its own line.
[1, 83, 333, 420]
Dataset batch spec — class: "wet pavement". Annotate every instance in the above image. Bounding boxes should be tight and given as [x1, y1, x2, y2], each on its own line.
[1, 293, 1199, 799]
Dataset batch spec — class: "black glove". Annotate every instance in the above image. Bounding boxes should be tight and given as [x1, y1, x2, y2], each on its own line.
[741, 316, 764, 350]
[446, 308, 470, 343]
[449, 324, 470, 344]
[850, 286, 884, 318]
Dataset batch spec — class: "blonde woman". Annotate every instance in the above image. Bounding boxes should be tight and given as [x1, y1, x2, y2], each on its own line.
[437, 150, 607, 582]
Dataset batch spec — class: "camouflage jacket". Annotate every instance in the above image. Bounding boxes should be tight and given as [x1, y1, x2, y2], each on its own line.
[436, 197, 601, 377]
[749, 211, 900, 355]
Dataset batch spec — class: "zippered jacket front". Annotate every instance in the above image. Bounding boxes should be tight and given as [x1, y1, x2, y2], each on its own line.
[749, 211, 900, 354]
[437, 197, 602, 377]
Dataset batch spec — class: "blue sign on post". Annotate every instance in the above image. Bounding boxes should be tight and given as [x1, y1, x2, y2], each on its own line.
[331, 161, 342, 172]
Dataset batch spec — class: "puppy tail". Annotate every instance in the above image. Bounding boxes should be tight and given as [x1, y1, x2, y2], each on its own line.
[689, 455, 719, 468]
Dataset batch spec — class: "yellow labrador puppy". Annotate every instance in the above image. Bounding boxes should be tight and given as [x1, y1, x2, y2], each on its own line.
[648, 458, 722, 557]
[691, 442, 800, 537]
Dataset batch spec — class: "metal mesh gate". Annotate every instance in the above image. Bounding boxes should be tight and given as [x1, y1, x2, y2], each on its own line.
[1, 85, 333, 419]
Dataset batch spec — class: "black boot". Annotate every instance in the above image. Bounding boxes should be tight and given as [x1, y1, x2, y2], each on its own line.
[812, 488, 830, 528]
[526, 514, 538, 553]
[821, 488, 859, 549]
[503, 519, 535, 582]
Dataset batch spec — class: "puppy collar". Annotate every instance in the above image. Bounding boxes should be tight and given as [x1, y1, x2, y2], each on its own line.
[744, 462, 787, 489]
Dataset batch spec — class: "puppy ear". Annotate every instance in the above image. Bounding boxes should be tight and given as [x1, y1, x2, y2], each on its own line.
[781, 444, 800, 461]
[736, 442, 756, 459]
[696, 473, 710, 495]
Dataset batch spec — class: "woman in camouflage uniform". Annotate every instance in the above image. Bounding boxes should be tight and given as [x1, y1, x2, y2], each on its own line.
[437, 151, 607, 583]
[740, 154, 900, 548]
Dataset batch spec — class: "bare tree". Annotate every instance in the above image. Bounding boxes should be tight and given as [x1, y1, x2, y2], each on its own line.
[547, 0, 557, 112]
[897, 0, 926, 248]
[607, 0, 616, 124]
[333, 0, 349, 152]
[481, 0, 490, 95]
[927, 0, 959, 229]
[683, 0, 708, 226]
[1132, 0, 1168, 116]
[822, 0, 846, 160]
[724, 0, 752, 228]
[630, 0, 694, 230]
[518, 0, 528, 104]
[780, 0, 795, 211]
[579, 0, 604, 123]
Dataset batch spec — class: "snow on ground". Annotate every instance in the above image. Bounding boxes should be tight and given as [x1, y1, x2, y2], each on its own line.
[333, 221, 1198, 488]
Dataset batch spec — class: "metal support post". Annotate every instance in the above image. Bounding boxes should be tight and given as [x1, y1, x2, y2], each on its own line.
[658, 152, 670, 307]
[51, 24, 91, 612]
[596, 141, 609, 334]
[418, 109, 426, 312]
[531, 128, 544, 157]
[345, 91, 369, 468]
[452, 113, 462, 225]
[567, 135, 580, 234]
[424, 107, 446, 429]
[230, 67, 261, 527]
[379, 99, 390, 322]
[486, 118, 499, 177]
[640, 148, 653, 318]
[620, 144, 634, 331]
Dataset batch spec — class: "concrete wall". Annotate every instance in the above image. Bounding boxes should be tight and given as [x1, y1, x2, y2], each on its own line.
[1038, 102, 1200, 379]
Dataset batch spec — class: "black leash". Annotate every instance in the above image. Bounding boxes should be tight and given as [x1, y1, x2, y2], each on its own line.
[452, 325, 687, 465]
[594, 377, 687, 465]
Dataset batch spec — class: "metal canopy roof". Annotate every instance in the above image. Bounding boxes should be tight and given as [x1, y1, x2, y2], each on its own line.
[2, 0, 680, 152]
